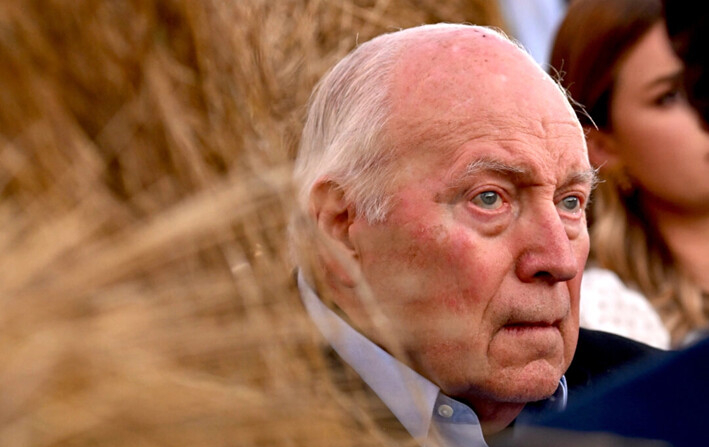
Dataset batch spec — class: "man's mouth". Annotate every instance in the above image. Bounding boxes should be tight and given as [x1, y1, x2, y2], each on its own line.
[502, 319, 560, 332]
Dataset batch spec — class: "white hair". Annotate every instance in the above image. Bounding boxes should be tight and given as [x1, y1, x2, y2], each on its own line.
[294, 23, 511, 223]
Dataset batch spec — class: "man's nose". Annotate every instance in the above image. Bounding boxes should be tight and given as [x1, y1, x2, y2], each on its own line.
[514, 205, 580, 284]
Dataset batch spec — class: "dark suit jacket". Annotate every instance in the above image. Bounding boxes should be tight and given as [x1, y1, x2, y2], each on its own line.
[508, 333, 709, 447]
[565, 328, 667, 401]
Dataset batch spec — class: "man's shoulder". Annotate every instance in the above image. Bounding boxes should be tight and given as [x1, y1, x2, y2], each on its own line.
[574, 327, 664, 364]
[565, 328, 666, 398]
[514, 334, 709, 446]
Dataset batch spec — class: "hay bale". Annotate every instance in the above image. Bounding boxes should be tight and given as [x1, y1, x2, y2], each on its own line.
[0, 1, 506, 445]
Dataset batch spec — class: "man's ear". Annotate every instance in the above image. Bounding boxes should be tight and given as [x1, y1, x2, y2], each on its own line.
[585, 126, 621, 171]
[308, 179, 359, 288]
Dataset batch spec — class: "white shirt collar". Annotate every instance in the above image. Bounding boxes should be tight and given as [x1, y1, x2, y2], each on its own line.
[298, 272, 441, 443]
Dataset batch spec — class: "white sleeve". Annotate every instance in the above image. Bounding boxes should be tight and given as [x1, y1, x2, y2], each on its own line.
[580, 267, 671, 350]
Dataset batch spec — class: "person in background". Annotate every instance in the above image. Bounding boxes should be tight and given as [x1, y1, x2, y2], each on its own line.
[550, 0, 709, 348]
[497, 0, 567, 66]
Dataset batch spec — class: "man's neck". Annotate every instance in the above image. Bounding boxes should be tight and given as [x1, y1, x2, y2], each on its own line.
[464, 398, 525, 436]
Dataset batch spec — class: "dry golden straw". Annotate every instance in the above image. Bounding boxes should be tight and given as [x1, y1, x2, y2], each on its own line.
[0, 1, 504, 445]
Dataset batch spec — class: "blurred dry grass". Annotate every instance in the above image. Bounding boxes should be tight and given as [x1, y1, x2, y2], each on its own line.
[0, 0, 505, 445]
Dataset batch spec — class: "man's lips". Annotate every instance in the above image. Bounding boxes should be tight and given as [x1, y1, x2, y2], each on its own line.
[502, 319, 561, 331]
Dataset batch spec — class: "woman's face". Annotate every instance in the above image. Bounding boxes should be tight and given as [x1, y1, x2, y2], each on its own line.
[609, 22, 709, 213]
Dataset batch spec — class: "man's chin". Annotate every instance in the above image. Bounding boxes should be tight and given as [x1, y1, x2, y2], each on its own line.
[479, 361, 564, 404]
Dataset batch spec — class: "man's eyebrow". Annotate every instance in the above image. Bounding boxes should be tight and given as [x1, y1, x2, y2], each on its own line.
[456, 158, 599, 189]
[462, 158, 527, 179]
[443, 158, 530, 193]
[562, 168, 599, 190]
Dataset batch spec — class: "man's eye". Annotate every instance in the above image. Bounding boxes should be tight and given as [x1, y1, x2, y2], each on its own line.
[471, 191, 503, 210]
[559, 195, 582, 212]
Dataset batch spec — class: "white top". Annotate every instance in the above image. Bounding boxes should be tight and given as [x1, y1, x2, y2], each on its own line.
[498, 0, 567, 67]
[298, 272, 566, 447]
[580, 267, 670, 350]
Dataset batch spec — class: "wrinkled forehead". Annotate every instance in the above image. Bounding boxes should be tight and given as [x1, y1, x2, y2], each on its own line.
[387, 29, 579, 146]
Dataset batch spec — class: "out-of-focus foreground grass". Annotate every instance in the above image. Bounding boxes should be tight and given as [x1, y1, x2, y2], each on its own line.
[0, 1, 505, 445]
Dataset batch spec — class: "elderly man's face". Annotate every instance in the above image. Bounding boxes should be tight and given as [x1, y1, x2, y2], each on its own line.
[343, 31, 592, 407]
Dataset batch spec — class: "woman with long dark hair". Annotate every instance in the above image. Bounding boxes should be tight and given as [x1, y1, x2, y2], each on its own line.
[551, 0, 709, 348]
